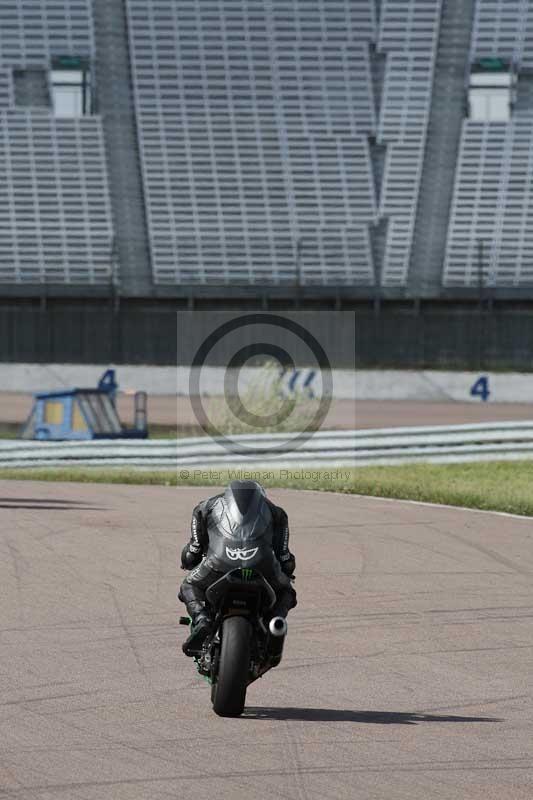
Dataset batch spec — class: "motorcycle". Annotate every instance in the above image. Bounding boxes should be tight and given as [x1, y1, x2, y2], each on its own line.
[179, 566, 288, 717]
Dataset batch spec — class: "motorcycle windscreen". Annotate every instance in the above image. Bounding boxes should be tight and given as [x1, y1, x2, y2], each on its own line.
[209, 494, 274, 541]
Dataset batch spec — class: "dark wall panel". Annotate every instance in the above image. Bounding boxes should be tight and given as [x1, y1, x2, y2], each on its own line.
[0, 304, 532, 370]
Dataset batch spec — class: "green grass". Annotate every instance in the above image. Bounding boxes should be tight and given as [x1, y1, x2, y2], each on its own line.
[147, 424, 206, 439]
[341, 461, 533, 516]
[0, 424, 21, 439]
[1, 460, 533, 516]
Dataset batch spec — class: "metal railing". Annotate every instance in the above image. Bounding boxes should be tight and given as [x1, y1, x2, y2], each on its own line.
[2, 421, 533, 469]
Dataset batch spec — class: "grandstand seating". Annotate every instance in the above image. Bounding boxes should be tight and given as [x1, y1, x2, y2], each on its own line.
[0, 0, 112, 285]
[444, 1, 533, 287]
[469, 0, 531, 66]
[1, 1, 533, 293]
[126, 0, 377, 285]
[0, 112, 113, 283]
[0, 1, 93, 67]
[444, 118, 533, 288]
[0, 70, 13, 108]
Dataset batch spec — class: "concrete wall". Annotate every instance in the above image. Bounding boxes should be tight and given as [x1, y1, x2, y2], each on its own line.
[0, 364, 355, 400]
[1, 364, 532, 404]
[354, 370, 533, 403]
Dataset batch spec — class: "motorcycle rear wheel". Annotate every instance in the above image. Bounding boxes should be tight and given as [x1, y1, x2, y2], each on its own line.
[212, 616, 251, 717]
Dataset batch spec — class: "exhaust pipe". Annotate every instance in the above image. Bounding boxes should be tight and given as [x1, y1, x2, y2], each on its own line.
[267, 616, 287, 667]
[268, 616, 287, 637]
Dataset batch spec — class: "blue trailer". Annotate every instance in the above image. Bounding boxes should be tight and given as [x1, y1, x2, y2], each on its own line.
[22, 369, 148, 441]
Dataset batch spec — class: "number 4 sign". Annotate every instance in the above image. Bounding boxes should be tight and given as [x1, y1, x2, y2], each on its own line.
[470, 375, 490, 402]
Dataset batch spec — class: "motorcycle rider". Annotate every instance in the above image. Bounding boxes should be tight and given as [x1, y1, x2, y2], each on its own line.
[179, 480, 297, 655]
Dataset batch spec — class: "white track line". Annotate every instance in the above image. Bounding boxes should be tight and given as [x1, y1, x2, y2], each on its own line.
[293, 488, 533, 521]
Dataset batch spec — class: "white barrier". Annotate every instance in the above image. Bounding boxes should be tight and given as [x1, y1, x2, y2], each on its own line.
[354, 370, 533, 403]
[1, 363, 533, 403]
[3, 422, 533, 469]
[0, 363, 355, 400]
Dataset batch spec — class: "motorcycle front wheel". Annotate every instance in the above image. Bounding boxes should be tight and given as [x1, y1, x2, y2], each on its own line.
[212, 615, 251, 717]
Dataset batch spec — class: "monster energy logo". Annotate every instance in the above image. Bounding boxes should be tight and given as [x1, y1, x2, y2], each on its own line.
[241, 568, 253, 581]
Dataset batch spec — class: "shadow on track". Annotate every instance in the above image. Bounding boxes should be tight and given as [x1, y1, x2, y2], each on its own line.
[0, 498, 105, 510]
[243, 707, 502, 725]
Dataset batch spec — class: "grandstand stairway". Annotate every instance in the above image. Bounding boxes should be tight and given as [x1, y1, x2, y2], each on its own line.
[93, 0, 151, 295]
[368, 43, 388, 283]
[408, 0, 476, 297]
[368, 136, 388, 284]
[515, 69, 533, 113]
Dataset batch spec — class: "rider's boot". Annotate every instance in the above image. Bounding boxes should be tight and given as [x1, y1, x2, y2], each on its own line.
[182, 610, 213, 656]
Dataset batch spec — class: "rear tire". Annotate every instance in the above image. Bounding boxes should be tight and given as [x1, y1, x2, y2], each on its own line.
[212, 616, 251, 717]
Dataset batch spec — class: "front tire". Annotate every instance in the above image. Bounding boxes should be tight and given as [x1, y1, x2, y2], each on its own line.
[212, 616, 251, 717]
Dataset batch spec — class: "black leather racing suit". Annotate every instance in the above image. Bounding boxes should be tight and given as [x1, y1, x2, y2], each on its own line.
[179, 494, 297, 624]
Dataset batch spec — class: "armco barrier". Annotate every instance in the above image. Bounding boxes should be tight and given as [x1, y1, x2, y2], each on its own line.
[2, 422, 533, 469]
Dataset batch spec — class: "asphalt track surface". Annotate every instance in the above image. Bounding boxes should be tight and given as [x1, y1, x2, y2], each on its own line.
[1, 482, 532, 799]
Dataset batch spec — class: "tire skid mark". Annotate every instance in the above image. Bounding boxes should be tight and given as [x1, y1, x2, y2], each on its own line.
[106, 584, 147, 678]
[3, 757, 533, 796]
[428, 523, 533, 578]
[281, 721, 310, 800]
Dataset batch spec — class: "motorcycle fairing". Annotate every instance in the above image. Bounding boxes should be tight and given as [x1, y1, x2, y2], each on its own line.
[208, 491, 274, 540]
[206, 491, 276, 571]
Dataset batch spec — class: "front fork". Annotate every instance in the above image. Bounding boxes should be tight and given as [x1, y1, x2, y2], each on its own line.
[189, 613, 283, 685]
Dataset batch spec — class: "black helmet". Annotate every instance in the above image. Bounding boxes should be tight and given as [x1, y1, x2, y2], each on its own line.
[215, 480, 271, 540]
